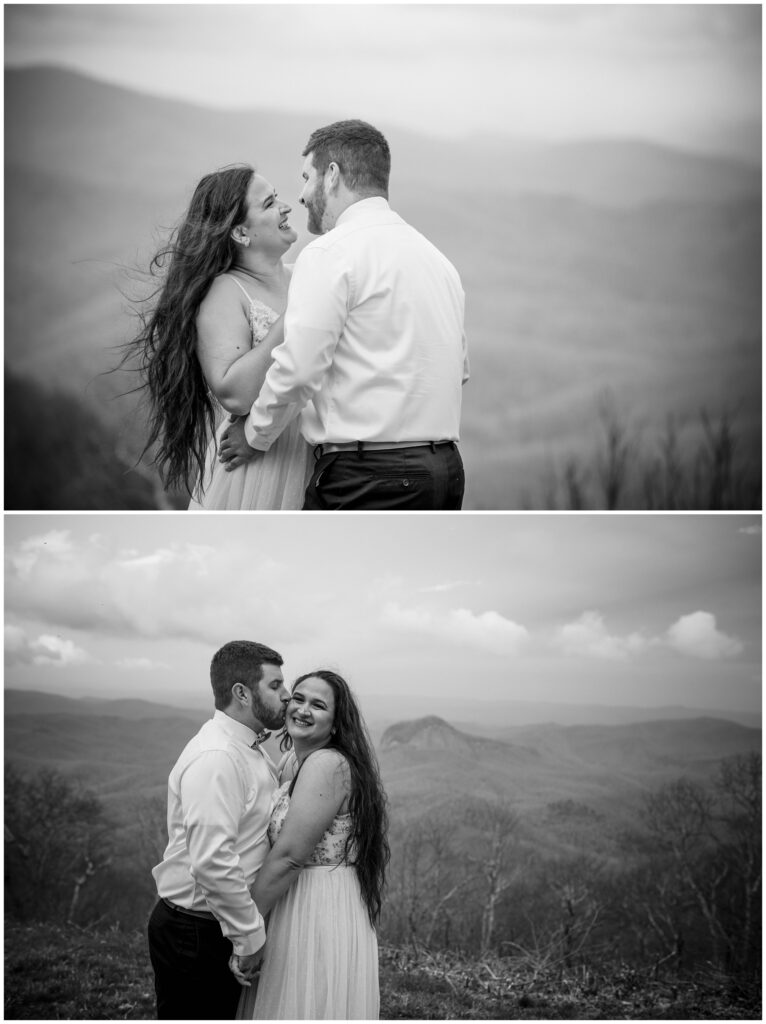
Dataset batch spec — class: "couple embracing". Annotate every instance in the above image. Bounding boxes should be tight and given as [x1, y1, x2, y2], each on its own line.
[148, 641, 389, 1019]
[134, 119, 469, 511]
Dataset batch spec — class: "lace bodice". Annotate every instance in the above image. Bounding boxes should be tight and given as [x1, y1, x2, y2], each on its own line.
[267, 782, 356, 866]
[247, 296, 280, 345]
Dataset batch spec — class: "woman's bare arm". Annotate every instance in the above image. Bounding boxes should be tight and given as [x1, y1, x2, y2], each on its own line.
[195, 278, 284, 416]
[251, 750, 350, 917]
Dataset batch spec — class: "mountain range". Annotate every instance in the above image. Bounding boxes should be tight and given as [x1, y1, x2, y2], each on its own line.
[4, 66, 761, 509]
[5, 690, 759, 852]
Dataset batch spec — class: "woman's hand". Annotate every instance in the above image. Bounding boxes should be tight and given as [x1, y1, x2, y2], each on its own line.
[218, 417, 264, 471]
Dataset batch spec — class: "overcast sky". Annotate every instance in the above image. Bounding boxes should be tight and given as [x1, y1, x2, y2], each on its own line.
[4, 514, 761, 717]
[4, 3, 762, 161]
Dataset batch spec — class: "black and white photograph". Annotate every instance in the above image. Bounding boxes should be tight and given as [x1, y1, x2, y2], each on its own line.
[4, 3, 762, 510]
[4, 513, 762, 1018]
[3, 2, 763, 1022]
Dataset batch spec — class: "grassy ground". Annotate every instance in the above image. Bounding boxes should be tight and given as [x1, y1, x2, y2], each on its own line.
[4, 921, 761, 1020]
[4, 922, 155, 1020]
[379, 946, 761, 1020]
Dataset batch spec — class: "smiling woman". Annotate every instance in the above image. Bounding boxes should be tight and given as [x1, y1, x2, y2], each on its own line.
[126, 164, 312, 510]
[240, 670, 390, 1019]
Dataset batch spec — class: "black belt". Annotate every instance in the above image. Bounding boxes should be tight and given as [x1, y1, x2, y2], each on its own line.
[162, 897, 217, 921]
[314, 440, 456, 459]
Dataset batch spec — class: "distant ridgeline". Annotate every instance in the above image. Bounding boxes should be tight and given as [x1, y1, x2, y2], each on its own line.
[4, 690, 761, 986]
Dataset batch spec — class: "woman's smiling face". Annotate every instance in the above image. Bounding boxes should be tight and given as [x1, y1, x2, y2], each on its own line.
[287, 676, 336, 748]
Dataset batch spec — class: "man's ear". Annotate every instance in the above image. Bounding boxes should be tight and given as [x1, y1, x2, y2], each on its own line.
[326, 162, 341, 194]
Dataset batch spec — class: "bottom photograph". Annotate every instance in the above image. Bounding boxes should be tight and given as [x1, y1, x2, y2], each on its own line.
[4, 513, 762, 1021]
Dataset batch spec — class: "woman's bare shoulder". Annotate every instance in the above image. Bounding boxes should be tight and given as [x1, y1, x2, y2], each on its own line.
[299, 748, 351, 788]
[199, 274, 247, 312]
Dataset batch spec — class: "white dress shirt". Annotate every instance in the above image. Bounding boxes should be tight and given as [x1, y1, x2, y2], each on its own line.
[244, 197, 469, 451]
[152, 710, 277, 955]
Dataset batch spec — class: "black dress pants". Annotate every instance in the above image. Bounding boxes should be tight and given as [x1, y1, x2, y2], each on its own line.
[148, 899, 242, 1020]
[303, 442, 465, 510]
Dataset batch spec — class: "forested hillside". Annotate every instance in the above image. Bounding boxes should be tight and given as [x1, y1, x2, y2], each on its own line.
[4, 694, 760, 1019]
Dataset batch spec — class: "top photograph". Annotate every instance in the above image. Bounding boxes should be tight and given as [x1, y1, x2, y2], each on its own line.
[5, 4, 761, 511]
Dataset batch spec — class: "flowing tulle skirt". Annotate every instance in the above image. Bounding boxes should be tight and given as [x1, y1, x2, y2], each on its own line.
[188, 411, 313, 511]
[238, 866, 379, 1020]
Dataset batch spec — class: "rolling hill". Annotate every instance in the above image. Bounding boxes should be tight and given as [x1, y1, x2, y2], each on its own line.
[4, 691, 758, 839]
[4, 66, 761, 509]
[378, 713, 760, 817]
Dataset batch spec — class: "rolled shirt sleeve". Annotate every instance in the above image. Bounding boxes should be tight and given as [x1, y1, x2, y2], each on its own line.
[180, 751, 266, 955]
[244, 246, 349, 451]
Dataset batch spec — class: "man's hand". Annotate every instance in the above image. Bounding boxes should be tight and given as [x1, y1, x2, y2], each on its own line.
[218, 416, 263, 472]
[229, 948, 264, 987]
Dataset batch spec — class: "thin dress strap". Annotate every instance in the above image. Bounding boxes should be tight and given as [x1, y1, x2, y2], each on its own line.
[226, 274, 256, 305]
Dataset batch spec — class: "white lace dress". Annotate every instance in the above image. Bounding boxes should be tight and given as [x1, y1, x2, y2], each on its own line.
[188, 285, 312, 510]
[237, 782, 380, 1020]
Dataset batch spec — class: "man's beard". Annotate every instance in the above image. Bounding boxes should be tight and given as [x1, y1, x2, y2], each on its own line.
[252, 691, 286, 730]
[306, 184, 327, 235]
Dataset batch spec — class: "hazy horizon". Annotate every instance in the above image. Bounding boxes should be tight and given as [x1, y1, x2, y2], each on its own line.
[4, 685, 760, 735]
[4, 514, 761, 717]
[5, 4, 761, 163]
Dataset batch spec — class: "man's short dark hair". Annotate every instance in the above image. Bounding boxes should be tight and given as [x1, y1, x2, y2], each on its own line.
[303, 120, 390, 198]
[210, 641, 283, 710]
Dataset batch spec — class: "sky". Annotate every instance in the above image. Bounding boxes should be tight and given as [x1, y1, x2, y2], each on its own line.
[4, 514, 761, 718]
[4, 3, 762, 162]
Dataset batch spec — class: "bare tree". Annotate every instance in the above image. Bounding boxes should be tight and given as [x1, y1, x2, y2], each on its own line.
[595, 392, 634, 510]
[466, 800, 520, 954]
[384, 811, 467, 950]
[4, 763, 114, 925]
[713, 753, 762, 977]
[640, 759, 762, 981]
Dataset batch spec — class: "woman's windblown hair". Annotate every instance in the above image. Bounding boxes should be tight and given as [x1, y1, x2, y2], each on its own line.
[286, 670, 390, 927]
[130, 165, 255, 494]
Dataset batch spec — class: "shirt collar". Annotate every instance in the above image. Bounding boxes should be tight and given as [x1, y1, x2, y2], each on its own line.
[213, 708, 259, 748]
[335, 196, 390, 228]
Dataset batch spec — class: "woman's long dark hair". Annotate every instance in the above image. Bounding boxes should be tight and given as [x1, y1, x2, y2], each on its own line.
[285, 670, 390, 926]
[130, 165, 255, 494]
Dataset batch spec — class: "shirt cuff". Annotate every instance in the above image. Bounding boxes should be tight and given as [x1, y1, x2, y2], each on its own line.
[230, 922, 266, 957]
[244, 418, 271, 452]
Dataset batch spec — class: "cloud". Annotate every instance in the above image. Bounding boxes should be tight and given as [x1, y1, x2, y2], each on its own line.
[418, 581, 476, 594]
[554, 611, 649, 661]
[4, 625, 94, 668]
[665, 612, 744, 660]
[11, 530, 75, 578]
[738, 525, 761, 536]
[5, 532, 322, 648]
[117, 543, 215, 575]
[555, 609, 744, 662]
[115, 657, 168, 671]
[4, 625, 32, 665]
[382, 602, 529, 656]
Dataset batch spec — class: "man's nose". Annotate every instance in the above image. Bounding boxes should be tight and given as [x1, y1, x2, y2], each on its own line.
[280, 201, 291, 214]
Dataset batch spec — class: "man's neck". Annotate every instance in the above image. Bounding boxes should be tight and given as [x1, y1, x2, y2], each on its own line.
[326, 193, 385, 231]
[222, 705, 261, 732]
